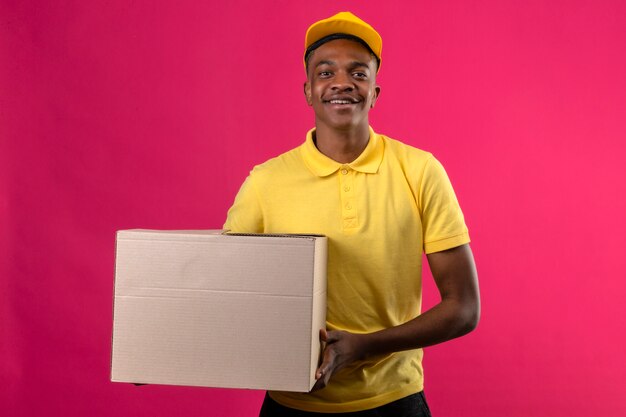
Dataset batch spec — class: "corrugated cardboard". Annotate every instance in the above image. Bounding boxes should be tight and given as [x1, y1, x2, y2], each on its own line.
[111, 229, 327, 392]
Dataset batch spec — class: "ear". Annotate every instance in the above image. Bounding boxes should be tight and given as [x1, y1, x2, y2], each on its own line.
[370, 84, 381, 109]
[304, 81, 312, 106]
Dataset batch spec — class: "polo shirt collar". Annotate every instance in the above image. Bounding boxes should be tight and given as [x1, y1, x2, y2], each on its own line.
[301, 127, 384, 177]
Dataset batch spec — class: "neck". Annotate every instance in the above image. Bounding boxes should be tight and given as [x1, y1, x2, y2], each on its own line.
[313, 123, 370, 163]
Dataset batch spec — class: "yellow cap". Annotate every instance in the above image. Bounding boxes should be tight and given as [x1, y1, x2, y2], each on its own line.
[304, 12, 382, 71]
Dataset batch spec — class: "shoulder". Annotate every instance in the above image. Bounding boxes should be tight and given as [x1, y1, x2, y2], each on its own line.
[248, 145, 306, 182]
[378, 133, 436, 174]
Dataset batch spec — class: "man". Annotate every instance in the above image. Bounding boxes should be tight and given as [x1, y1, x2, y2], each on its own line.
[224, 12, 480, 417]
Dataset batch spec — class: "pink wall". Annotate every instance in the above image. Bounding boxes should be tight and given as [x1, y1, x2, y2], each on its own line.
[2, 1, 625, 415]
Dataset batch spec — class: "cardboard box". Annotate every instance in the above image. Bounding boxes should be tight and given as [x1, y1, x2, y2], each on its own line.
[111, 229, 327, 392]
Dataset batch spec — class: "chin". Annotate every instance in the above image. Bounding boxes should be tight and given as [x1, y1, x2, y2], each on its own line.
[325, 117, 362, 129]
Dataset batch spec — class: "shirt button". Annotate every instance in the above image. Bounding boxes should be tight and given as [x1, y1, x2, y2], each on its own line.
[344, 186, 350, 192]
[346, 203, 352, 210]
[341, 169, 348, 175]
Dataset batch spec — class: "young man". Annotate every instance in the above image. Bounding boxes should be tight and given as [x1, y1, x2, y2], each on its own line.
[224, 12, 480, 417]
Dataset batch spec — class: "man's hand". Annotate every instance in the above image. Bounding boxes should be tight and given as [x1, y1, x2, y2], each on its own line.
[311, 329, 368, 391]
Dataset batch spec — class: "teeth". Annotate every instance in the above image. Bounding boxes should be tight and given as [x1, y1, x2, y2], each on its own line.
[329, 99, 354, 104]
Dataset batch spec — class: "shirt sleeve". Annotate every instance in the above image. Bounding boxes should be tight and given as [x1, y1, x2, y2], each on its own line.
[419, 156, 470, 254]
[223, 173, 265, 233]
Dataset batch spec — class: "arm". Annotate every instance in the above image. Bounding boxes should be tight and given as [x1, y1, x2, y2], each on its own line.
[312, 243, 480, 391]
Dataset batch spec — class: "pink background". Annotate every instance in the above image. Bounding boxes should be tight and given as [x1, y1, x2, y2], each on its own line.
[2, 1, 626, 415]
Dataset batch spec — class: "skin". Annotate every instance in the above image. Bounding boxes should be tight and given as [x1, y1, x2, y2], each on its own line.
[304, 39, 380, 163]
[304, 39, 481, 392]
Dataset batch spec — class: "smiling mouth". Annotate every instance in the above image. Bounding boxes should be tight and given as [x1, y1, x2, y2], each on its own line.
[325, 99, 360, 105]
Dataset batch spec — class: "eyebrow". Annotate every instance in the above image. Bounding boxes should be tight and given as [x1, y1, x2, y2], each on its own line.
[349, 61, 370, 70]
[314, 60, 371, 70]
[315, 60, 335, 68]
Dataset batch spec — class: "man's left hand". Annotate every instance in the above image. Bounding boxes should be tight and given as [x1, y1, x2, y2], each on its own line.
[311, 329, 368, 392]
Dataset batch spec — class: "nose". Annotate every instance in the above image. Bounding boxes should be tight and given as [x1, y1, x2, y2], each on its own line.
[330, 71, 354, 91]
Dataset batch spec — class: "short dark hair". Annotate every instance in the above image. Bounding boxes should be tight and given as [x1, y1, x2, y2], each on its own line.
[304, 33, 380, 73]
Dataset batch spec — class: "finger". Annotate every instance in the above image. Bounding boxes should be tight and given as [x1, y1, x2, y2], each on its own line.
[311, 376, 326, 392]
[324, 330, 341, 344]
[312, 362, 334, 392]
[315, 358, 330, 379]
[311, 373, 331, 391]
[315, 345, 336, 379]
[319, 328, 328, 342]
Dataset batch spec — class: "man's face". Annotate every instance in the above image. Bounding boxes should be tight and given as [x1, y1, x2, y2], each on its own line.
[304, 39, 380, 133]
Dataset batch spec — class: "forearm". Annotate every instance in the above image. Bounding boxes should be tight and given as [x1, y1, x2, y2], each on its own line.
[314, 296, 479, 390]
[358, 244, 480, 359]
[359, 296, 480, 358]
[314, 244, 480, 390]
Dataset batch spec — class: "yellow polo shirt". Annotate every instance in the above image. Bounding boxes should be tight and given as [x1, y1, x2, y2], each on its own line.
[224, 127, 470, 413]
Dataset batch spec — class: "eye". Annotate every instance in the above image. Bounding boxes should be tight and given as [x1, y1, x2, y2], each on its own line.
[353, 72, 368, 80]
[318, 71, 333, 78]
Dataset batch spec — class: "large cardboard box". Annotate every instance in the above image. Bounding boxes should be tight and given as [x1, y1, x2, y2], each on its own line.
[111, 230, 327, 392]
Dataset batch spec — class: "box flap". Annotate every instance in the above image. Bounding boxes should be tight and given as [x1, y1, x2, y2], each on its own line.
[115, 230, 324, 298]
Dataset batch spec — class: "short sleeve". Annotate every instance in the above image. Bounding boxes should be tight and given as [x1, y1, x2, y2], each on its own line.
[419, 156, 470, 254]
[223, 174, 265, 233]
